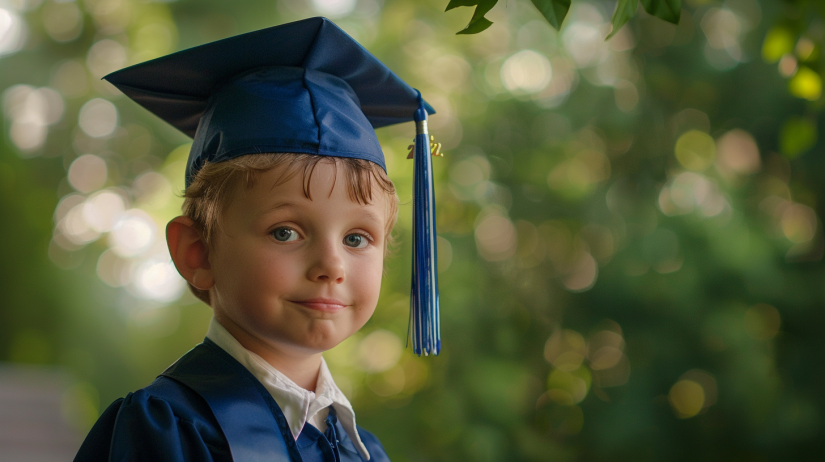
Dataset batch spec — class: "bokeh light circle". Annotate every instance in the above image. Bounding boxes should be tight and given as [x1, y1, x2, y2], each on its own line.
[78, 98, 118, 138]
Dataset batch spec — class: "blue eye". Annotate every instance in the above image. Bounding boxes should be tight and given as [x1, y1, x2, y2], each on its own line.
[343, 233, 369, 248]
[272, 227, 298, 242]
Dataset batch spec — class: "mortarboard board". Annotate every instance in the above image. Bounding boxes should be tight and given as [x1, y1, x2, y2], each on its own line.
[104, 17, 442, 356]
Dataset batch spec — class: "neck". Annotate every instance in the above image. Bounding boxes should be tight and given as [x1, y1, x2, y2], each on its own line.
[214, 314, 323, 391]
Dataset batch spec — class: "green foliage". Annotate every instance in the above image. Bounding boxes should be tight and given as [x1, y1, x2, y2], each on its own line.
[449, 0, 679, 36]
[595, 0, 680, 40]
[450, 0, 497, 35]
[640, 0, 681, 24]
[530, 0, 571, 30]
[445, 0, 481, 7]
[608, 0, 639, 39]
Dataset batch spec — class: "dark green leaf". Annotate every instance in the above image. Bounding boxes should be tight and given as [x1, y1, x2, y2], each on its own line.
[608, 0, 639, 39]
[457, 16, 494, 34]
[445, 0, 480, 12]
[471, 0, 497, 19]
[456, 0, 498, 35]
[640, 0, 681, 24]
[530, 0, 571, 30]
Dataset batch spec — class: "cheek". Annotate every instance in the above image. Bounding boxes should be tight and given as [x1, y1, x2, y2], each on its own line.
[216, 241, 297, 297]
[352, 253, 384, 303]
[246, 250, 300, 290]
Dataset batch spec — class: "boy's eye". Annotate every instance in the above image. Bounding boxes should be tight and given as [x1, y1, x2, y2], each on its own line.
[272, 227, 298, 242]
[343, 233, 369, 249]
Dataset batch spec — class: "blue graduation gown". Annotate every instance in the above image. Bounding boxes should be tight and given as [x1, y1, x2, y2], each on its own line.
[74, 339, 390, 462]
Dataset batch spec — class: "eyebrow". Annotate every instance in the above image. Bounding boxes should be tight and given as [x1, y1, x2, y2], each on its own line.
[259, 202, 296, 216]
[258, 201, 384, 228]
[356, 208, 384, 229]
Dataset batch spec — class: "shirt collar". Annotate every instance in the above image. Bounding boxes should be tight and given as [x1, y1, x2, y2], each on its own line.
[206, 318, 371, 460]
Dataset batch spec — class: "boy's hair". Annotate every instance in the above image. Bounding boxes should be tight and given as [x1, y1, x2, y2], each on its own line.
[181, 153, 399, 304]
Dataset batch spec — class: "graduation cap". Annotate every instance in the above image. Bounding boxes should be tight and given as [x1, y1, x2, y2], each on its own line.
[104, 17, 442, 356]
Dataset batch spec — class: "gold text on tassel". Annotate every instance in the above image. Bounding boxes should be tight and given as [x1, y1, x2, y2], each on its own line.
[407, 136, 445, 159]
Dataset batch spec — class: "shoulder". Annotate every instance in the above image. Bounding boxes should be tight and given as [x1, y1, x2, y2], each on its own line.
[140, 374, 215, 421]
[356, 425, 391, 462]
[75, 376, 231, 462]
[121, 376, 219, 428]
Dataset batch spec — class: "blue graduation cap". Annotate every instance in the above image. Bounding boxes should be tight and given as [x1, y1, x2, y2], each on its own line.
[104, 17, 442, 356]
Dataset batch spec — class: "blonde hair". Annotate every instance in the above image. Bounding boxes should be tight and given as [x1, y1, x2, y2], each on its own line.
[181, 153, 399, 304]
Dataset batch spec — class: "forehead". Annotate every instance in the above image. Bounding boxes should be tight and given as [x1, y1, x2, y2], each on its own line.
[226, 159, 388, 218]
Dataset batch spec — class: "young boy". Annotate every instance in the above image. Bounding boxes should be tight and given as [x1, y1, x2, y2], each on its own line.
[74, 17, 436, 462]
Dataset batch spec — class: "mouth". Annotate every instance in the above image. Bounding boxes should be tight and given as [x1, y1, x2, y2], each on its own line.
[290, 298, 349, 313]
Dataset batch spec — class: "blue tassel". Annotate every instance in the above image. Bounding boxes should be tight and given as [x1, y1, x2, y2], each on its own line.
[407, 97, 441, 356]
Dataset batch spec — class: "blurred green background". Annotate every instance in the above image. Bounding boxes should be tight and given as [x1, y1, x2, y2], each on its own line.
[2, 0, 825, 460]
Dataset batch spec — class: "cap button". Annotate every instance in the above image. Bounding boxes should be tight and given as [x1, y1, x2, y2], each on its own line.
[414, 106, 428, 122]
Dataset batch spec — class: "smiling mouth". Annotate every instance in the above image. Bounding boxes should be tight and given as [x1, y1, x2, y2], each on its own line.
[291, 298, 348, 312]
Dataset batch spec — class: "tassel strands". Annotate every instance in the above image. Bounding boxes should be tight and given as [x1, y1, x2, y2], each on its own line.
[408, 101, 441, 356]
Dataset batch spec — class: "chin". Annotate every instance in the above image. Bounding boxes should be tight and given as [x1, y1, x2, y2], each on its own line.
[298, 327, 349, 352]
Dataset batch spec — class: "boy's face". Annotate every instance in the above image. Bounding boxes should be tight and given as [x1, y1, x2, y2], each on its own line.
[208, 160, 388, 356]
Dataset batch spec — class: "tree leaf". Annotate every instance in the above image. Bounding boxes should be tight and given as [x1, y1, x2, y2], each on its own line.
[456, 0, 498, 35]
[530, 0, 571, 30]
[446, 0, 480, 12]
[457, 16, 494, 34]
[640, 0, 681, 25]
[607, 0, 639, 39]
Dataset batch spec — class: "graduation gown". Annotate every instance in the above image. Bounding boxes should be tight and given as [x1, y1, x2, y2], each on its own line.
[74, 339, 390, 462]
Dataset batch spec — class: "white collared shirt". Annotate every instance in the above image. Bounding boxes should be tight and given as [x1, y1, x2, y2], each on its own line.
[206, 318, 371, 460]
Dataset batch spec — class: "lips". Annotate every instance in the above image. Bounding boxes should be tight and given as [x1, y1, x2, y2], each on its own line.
[291, 298, 348, 312]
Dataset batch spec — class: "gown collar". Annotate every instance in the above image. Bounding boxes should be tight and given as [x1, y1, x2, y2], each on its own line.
[205, 318, 370, 460]
[161, 339, 300, 461]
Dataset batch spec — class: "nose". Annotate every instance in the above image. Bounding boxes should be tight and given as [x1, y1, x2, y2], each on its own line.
[306, 238, 345, 284]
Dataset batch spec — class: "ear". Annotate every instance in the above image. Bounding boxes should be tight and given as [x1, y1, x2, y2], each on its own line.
[166, 216, 214, 291]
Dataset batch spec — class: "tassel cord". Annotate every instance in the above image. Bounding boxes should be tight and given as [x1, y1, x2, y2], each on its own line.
[411, 130, 440, 355]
